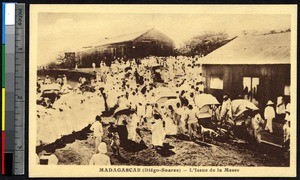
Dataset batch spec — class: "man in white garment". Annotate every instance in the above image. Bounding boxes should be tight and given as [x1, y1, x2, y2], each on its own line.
[264, 100, 275, 133]
[92, 62, 96, 71]
[90, 115, 104, 153]
[61, 74, 67, 85]
[276, 96, 286, 121]
[44, 75, 51, 84]
[128, 112, 139, 142]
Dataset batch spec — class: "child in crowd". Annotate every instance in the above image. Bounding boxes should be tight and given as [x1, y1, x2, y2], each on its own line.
[89, 142, 111, 165]
[108, 122, 121, 157]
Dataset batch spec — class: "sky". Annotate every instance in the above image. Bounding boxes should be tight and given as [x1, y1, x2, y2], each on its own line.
[37, 13, 291, 65]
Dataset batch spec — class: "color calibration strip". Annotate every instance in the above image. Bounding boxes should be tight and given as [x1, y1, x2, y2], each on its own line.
[2, 3, 7, 175]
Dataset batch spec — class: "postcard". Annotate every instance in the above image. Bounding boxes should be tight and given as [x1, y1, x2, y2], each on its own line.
[29, 4, 297, 177]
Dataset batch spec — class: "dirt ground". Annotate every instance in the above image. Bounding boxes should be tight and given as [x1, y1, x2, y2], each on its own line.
[38, 118, 289, 167]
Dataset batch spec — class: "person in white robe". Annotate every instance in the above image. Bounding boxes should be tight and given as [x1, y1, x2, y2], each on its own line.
[276, 96, 286, 121]
[92, 62, 96, 71]
[128, 113, 139, 142]
[151, 114, 165, 147]
[177, 105, 188, 134]
[90, 116, 104, 153]
[264, 100, 275, 133]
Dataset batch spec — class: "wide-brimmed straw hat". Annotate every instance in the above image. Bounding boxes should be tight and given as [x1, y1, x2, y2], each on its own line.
[266, 100, 274, 106]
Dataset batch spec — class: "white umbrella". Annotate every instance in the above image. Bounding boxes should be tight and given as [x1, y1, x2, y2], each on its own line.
[195, 93, 219, 109]
[155, 95, 177, 105]
[155, 87, 177, 101]
[231, 99, 259, 118]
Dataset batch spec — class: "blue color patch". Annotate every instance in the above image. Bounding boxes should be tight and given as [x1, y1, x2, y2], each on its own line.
[2, 3, 5, 44]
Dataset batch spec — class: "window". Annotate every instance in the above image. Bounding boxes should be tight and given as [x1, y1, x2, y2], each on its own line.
[284, 85, 290, 96]
[210, 76, 223, 89]
[243, 77, 259, 101]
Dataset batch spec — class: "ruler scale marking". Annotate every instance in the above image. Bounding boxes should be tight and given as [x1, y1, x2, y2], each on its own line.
[14, 3, 25, 175]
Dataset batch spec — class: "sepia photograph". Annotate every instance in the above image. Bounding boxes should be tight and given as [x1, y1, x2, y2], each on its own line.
[29, 5, 297, 177]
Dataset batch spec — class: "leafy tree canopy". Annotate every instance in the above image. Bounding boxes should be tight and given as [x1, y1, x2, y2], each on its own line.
[176, 31, 233, 57]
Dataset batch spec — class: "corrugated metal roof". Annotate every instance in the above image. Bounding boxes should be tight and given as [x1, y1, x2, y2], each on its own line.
[199, 32, 290, 65]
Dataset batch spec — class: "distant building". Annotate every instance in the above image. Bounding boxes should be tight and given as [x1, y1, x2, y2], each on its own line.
[75, 28, 174, 67]
[199, 32, 291, 107]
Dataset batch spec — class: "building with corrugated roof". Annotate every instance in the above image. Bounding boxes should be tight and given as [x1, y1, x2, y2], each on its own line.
[75, 28, 174, 67]
[198, 31, 291, 107]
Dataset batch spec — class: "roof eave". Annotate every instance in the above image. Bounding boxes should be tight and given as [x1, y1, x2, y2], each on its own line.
[201, 63, 291, 65]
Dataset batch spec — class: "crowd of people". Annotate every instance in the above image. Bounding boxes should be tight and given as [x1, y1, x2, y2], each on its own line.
[37, 56, 291, 165]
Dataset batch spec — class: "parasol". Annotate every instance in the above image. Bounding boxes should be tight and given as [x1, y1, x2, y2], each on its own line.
[231, 99, 259, 118]
[154, 87, 177, 104]
[194, 93, 219, 109]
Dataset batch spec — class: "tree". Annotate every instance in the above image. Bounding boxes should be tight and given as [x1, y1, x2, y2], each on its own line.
[47, 61, 59, 70]
[177, 32, 232, 57]
[64, 52, 76, 69]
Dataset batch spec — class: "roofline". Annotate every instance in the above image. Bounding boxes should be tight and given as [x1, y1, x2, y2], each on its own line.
[93, 28, 174, 48]
[200, 63, 291, 65]
[131, 28, 153, 42]
[132, 27, 175, 44]
[93, 28, 155, 48]
[94, 40, 132, 48]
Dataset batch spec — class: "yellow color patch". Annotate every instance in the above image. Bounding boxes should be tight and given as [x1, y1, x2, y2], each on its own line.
[2, 88, 5, 131]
